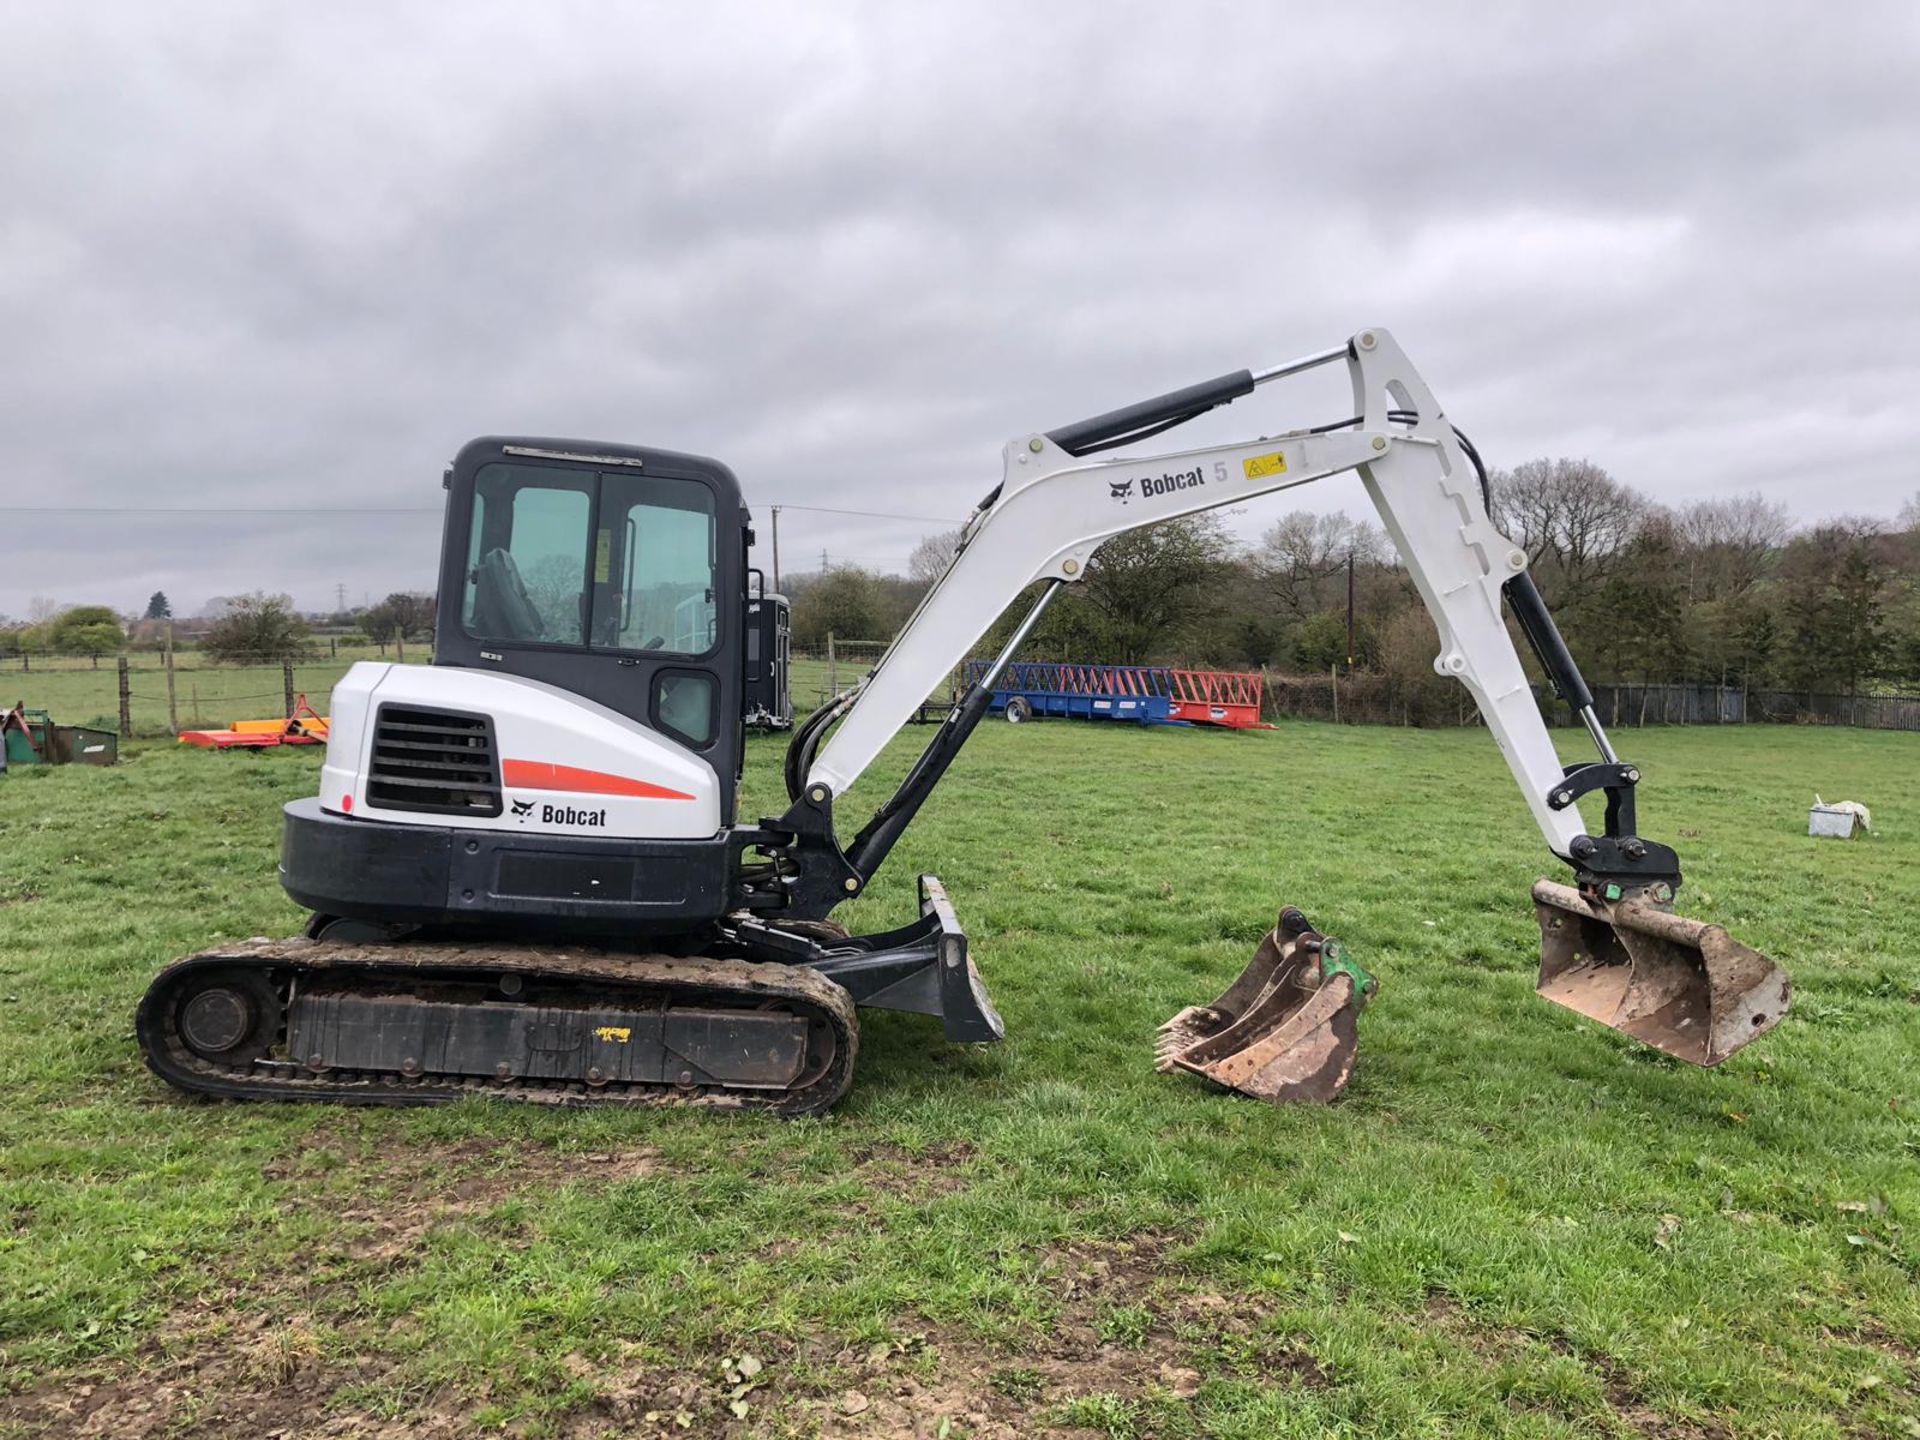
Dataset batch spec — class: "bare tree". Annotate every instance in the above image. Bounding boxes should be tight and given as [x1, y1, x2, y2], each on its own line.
[522, 555, 585, 637]
[386, 592, 437, 642]
[1254, 510, 1385, 616]
[1677, 493, 1791, 600]
[907, 527, 963, 586]
[361, 591, 437, 660]
[1900, 491, 1920, 533]
[1490, 458, 1642, 606]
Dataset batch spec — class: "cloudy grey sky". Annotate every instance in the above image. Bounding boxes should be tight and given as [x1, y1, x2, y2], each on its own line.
[3, 3, 1916, 621]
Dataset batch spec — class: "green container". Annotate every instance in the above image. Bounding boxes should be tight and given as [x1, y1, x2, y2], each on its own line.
[55, 726, 118, 766]
[0, 710, 118, 770]
[2, 726, 38, 768]
[3, 708, 50, 768]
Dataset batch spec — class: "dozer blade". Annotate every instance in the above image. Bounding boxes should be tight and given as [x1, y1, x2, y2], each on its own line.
[1532, 879, 1790, 1066]
[1156, 907, 1376, 1104]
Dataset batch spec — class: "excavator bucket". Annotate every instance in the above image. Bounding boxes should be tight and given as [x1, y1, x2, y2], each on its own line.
[1156, 907, 1376, 1103]
[1532, 879, 1790, 1065]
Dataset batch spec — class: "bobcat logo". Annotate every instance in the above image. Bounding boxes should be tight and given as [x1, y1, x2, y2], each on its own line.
[510, 798, 535, 818]
[1108, 479, 1135, 503]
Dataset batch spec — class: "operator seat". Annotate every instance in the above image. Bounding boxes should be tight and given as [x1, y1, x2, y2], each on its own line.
[471, 548, 545, 641]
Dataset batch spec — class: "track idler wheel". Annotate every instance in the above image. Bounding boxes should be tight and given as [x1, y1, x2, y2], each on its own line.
[167, 968, 283, 1066]
[1532, 879, 1790, 1065]
[1156, 906, 1376, 1104]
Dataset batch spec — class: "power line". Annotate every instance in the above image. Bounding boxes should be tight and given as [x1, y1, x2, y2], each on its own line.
[0, 505, 442, 515]
[1, 500, 965, 523]
[762, 502, 963, 524]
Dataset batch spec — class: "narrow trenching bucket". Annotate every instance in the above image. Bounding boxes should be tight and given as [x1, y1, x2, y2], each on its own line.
[1532, 879, 1790, 1066]
[1156, 907, 1376, 1103]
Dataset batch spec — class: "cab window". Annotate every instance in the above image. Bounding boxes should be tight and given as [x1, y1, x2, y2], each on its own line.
[463, 464, 591, 645]
[461, 463, 718, 658]
[589, 474, 717, 656]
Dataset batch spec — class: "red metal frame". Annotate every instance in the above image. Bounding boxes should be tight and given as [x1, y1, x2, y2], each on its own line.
[179, 695, 331, 749]
[1165, 669, 1272, 729]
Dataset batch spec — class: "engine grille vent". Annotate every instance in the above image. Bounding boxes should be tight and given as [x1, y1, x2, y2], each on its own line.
[367, 705, 501, 816]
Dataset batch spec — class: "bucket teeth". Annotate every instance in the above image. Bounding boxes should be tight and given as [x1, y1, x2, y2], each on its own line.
[1157, 909, 1373, 1104]
[1532, 878, 1790, 1065]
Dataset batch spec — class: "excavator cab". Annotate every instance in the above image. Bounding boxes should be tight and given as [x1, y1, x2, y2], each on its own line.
[436, 437, 753, 819]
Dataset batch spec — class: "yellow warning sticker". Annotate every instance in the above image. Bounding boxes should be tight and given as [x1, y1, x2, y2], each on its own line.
[1243, 451, 1288, 479]
[594, 1026, 632, 1044]
[594, 530, 612, 583]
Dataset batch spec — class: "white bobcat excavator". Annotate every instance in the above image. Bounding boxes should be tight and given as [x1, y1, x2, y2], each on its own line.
[136, 328, 1790, 1114]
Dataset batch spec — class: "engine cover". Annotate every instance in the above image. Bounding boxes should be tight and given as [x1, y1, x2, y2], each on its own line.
[320, 662, 723, 840]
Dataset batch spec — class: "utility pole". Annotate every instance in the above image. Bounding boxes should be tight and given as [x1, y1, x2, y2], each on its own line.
[820, 548, 828, 575]
[335, 582, 347, 614]
[1344, 550, 1356, 670]
[770, 506, 782, 592]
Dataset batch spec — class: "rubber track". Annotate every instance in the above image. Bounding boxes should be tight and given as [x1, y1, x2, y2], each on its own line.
[136, 938, 860, 1117]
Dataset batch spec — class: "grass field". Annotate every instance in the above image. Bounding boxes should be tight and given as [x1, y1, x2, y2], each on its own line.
[0, 720, 1915, 1437]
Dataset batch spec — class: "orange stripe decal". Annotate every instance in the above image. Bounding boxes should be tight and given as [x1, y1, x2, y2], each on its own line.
[502, 759, 695, 801]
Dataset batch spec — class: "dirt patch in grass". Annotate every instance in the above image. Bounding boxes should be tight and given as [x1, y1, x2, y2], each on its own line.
[0, 1306, 404, 1439]
[851, 1139, 977, 1199]
[1829, 1314, 1920, 1365]
[262, 1132, 664, 1195]
[702, 1235, 1320, 1440]
[1423, 1292, 1732, 1440]
[1588, 1354, 1731, 1440]
[262, 1133, 663, 1266]
[0, 1134, 672, 1437]
[1, 1233, 1315, 1439]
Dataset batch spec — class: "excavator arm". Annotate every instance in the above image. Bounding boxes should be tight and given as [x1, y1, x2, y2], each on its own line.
[769, 327, 1789, 1091]
[806, 328, 1583, 857]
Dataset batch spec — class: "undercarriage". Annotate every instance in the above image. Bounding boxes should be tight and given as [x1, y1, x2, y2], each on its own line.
[138, 877, 1001, 1115]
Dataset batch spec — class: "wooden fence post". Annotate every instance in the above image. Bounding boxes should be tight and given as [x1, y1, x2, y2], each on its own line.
[1329, 664, 1339, 725]
[827, 632, 837, 696]
[117, 656, 132, 738]
[164, 623, 179, 735]
[283, 660, 296, 719]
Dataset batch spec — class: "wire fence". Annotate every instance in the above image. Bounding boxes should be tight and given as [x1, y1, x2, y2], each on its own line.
[1258, 674, 1920, 732]
[11, 641, 1914, 740]
[0, 647, 423, 738]
[792, 643, 1920, 733]
[790, 639, 894, 712]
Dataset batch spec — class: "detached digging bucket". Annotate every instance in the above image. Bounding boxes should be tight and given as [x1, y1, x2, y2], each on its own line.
[1532, 879, 1790, 1065]
[1157, 907, 1375, 1103]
